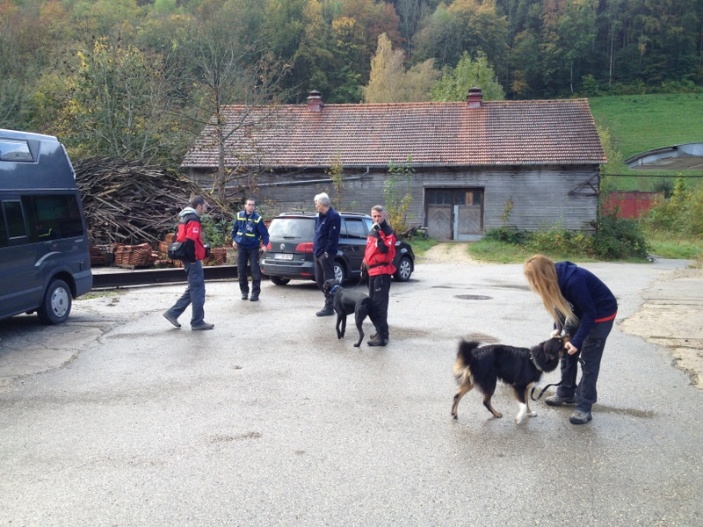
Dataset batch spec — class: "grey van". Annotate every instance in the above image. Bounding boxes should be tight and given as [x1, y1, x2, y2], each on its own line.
[0, 129, 92, 324]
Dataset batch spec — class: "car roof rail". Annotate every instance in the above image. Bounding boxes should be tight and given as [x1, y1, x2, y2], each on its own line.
[275, 211, 371, 219]
[277, 211, 316, 216]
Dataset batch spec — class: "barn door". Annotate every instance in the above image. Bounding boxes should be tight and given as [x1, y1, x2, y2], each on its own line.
[426, 205, 452, 239]
[426, 189, 483, 241]
[455, 190, 483, 240]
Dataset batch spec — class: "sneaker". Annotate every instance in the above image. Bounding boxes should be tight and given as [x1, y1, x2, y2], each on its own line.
[569, 410, 592, 425]
[249, 295, 259, 302]
[367, 337, 388, 347]
[192, 322, 214, 331]
[163, 311, 181, 328]
[545, 394, 576, 407]
[241, 294, 248, 300]
[316, 308, 334, 317]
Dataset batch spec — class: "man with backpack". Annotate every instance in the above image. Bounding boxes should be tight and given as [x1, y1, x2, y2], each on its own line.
[163, 195, 214, 330]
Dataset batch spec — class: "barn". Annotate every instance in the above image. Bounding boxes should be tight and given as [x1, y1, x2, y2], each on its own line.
[181, 89, 606, 240]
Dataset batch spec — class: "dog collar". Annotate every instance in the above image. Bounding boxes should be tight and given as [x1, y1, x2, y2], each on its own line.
[329, 285, 341, 295]
[529, 352, 543, 372]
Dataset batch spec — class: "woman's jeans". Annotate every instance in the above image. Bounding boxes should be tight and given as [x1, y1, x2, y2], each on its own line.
[556, 319, 614, 412]
[167, 260, 205, 327]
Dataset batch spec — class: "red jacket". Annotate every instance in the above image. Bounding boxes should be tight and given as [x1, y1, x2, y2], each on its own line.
[364, 224, 396, 276]
[176, 210, 206, 261]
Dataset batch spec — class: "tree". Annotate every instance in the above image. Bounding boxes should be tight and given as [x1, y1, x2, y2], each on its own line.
[431, 51, 505, 101]
[363, 33, 406, 102]
[61, 36, 177, 163]
[290, 0, 335, 101]
[0, 0, 71, 130]
[509, 29, 544, 98]
[384, 159, 414, 235]
[328, 16, 365, 102]
[182, 2, 289, 202]
[413, 0, 509, 80]
[558, 0, 597, 94]
[363, 33, 439, 103]
[326, 153, 345, 209]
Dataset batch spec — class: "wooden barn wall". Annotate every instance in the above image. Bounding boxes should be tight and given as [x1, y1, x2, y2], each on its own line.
[187, 166, 600, 232]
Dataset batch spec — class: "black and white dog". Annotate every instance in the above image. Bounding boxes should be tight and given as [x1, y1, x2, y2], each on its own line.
[323, 279, 373, 347]
[450, 337, 566, 423]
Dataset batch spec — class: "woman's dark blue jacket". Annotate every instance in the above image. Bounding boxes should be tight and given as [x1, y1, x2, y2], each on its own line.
[556, 261, 618, 350]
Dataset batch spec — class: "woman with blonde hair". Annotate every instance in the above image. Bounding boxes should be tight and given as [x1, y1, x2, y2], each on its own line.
[524, 255, 617, 425]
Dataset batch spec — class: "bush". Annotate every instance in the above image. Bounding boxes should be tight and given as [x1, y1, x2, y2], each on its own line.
[483, 225, 527, 244]
[592, 214, 650, 259]
[644, 177, 703, 237]
[527, 224, 594, 256]
[482, 217, 650, 261]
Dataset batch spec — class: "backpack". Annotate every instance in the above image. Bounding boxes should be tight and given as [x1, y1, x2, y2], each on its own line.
[168, 214, 199, 262]
[167, 241, 191, 261]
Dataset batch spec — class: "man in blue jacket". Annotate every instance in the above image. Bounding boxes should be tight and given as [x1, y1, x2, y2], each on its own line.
[231, 198, 269, 301]
[312, 192, 340, 316]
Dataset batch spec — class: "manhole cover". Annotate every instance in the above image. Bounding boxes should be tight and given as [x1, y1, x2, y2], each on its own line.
[454, 294, 492, 300]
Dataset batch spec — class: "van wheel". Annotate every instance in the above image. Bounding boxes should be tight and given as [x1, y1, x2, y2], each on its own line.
[270, 276, 290, 286]
[37, 279, 72, 324]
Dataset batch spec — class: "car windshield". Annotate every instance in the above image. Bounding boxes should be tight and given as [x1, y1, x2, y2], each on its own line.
[268, 217, 315, 239]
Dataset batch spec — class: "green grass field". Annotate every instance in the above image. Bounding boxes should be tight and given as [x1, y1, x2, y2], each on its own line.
[588, 93, 703, 190]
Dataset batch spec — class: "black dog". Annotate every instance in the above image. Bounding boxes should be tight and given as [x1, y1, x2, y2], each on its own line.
[323, 279, 373, 347]
[450, 337, 565, 423]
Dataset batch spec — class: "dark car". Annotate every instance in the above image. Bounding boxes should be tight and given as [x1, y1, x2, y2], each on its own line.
[261, 212, 415, 286]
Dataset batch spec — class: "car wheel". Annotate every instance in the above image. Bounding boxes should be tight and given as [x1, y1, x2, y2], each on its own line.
[394, 255, 413, 282]
[333, 261, 346, 284]
[270, 276, 290, 286]
[37, 279, 72, 324]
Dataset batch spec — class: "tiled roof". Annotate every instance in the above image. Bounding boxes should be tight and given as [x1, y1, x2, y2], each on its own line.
[181, 98, 606, 169]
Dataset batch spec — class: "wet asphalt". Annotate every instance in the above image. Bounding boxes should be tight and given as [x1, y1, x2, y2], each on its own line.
[0, 258, 702, 526]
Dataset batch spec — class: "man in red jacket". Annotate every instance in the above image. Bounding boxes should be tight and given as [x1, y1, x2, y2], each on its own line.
[164, 195, 214, 330]
[362, 205, 396, 346]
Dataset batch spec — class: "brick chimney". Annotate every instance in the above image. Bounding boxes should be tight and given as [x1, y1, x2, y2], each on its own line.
[307, 90, 323, 112]
[466, 87, 482, 108]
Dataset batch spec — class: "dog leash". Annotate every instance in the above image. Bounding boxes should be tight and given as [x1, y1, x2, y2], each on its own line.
[530, 380, 563, 401]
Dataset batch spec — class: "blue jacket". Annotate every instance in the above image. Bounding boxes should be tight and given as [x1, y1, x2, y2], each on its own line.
[231, 211, 269, 248]
[313, 207, 341, 257]
[556, 261, 618, 350]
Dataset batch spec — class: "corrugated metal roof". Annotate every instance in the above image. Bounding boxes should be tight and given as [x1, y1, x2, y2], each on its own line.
[181, 98, 606, 169]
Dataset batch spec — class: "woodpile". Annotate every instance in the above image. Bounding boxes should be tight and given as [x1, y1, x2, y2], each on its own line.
[113, 243, 159, 268]
[74, 158, 226, 246]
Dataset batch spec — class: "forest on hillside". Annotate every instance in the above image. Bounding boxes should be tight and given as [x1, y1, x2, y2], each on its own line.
[1, 0, 702, 168]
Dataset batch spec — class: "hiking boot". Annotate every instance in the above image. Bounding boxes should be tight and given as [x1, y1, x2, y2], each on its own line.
[192, 322, 214, 331]
[370, 333, 378, 340]
[163, 311, 181, 328]
[569, 410, 592, 425]
[249, 295, 259, 302]
[241, 293, 248, 300]
[545, 394, 576, 407]
[316, 308, 334, 317]
[367, 337, 388, 347]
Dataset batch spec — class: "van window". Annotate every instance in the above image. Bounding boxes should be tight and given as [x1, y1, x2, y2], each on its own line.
[2, 201, 27, 241]
[0, 139, 33, 162]
[0, 205, 7, 246]
[23, 195, 84, 241]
